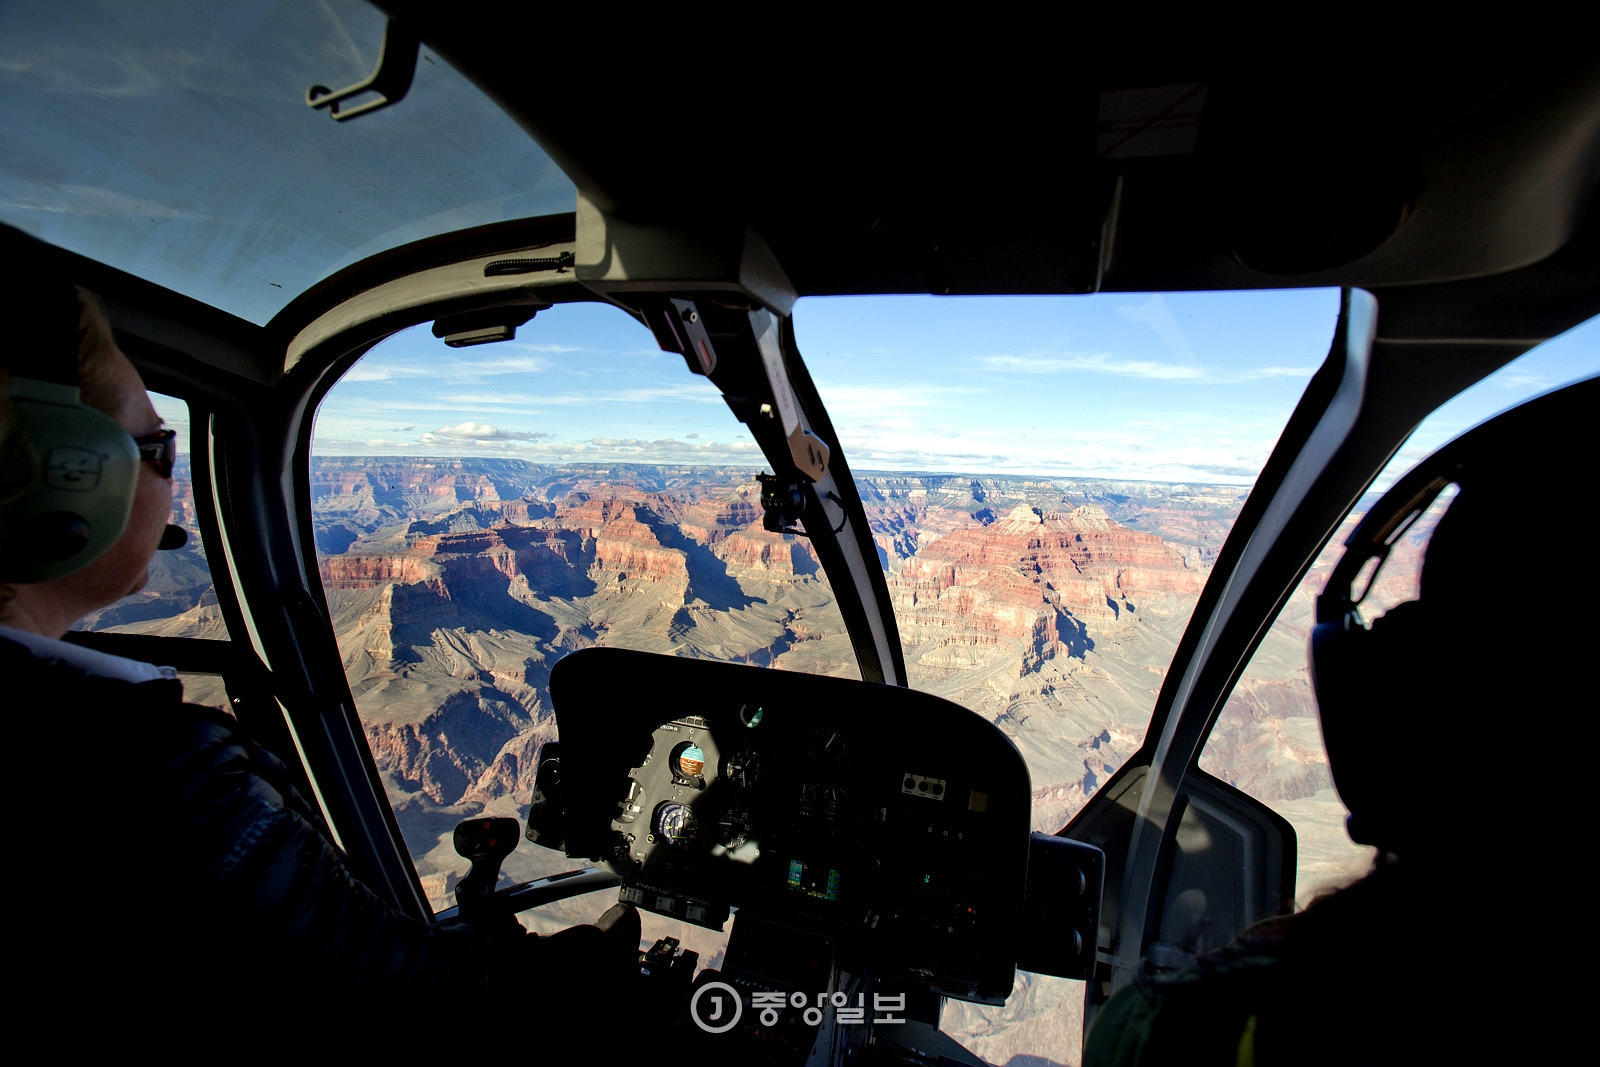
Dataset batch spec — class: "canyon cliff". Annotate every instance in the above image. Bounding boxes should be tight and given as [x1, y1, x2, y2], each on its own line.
[87, 456, 1388, 933]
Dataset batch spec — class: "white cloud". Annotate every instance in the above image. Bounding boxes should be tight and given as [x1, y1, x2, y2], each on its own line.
[454, 354, 551, 374]
[339, 362, 463, 383]
[422, 421, 552, 442]
[0, 183, 199, 220]
[975, 353, 1315, 384]
[502, 342, 584, 355]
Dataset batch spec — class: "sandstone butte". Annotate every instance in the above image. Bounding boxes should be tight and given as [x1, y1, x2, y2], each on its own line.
[892, 504, 1206, 674]
[101, 458, 1403, 973]
[302, 470, 1277, 834]
[312, 478, 841, 827]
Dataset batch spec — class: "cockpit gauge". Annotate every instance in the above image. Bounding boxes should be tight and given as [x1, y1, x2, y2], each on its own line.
[722, 749, 760, 790]
[672, 742, 705, 777]
[739, 703, 765, 728]
[715, 806, 752, 849]
[807, 726, 850, 771]
[794, 781, 851, 837]
[651, 801, 697, 846]
[668, 741, 708, 787]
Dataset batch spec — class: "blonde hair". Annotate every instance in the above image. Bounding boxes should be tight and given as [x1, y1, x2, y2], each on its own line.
[73, 286, 122, 416]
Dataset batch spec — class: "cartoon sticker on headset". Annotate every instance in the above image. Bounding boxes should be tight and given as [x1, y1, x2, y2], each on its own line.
[45, 447, 102, 490]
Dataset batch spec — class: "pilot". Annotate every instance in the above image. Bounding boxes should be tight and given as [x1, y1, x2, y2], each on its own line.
[0, 228, 639, 1025]
[1081, 394, 1589, 1066]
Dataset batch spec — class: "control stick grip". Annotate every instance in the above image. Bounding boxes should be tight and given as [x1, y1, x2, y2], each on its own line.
[453, 816, 521, 922]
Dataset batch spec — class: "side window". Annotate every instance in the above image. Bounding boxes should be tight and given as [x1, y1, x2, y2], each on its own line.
[74, 390, 226, 642]
[310, 302, 850, 956]
[1200, 314, 1600, 907]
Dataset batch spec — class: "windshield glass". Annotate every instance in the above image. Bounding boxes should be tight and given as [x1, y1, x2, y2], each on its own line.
[311, 301, 851, 967]
[0, 0, 574, 325]
[790, 290, 1339, 1064]
[793, 290, 1339, 831]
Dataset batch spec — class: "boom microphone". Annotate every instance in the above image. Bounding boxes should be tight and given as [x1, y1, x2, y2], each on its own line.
[158, 524, 188, 550]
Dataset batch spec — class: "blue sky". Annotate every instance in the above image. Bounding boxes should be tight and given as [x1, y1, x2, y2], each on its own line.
[299, 292, 1597, 486]
[792, 290, 1339, 481]
[310, 303, 763, 466]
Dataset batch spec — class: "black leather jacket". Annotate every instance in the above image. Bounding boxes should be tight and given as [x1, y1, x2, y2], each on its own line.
[8, 635, 516, 1009]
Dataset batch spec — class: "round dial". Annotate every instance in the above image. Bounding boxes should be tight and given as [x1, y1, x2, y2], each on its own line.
[671, 741, 707, 779]
[652, 802, 697, 845]
[722, 749, 760, 790]
[807, 726, 850, 771]
[716, 805, 752, 849]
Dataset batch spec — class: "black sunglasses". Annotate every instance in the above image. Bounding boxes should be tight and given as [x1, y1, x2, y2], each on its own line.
[133, 428, 177, 479]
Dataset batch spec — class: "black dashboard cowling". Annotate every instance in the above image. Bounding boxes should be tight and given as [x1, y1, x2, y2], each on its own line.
[541, 647, 1039, 1004]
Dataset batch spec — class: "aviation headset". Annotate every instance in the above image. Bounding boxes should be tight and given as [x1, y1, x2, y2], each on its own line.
[1307, 374, 1595, 852]
[0, 226, 141, 583]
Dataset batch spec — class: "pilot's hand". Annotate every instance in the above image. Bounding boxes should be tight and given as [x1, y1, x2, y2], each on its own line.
[529, 902, 642, 990]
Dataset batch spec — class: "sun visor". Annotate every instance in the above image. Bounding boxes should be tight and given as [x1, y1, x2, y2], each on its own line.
[574, 192, 797, 316]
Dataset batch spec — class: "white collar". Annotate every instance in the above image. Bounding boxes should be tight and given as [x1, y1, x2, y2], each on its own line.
[0, 624, 177, 684]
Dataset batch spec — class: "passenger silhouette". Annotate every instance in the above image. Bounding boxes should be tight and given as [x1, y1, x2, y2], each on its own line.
[1, 228, 640, 1029]
[1084, 378, 1593, 1066]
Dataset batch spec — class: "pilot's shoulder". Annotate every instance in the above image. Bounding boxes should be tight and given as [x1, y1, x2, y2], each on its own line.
[1084, 943, 1285, 1067]
[2, 631, 185, 714]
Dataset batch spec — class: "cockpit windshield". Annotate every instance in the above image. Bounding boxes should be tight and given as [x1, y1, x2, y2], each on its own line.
[791, 290, 1339, 834]
[0, 0, 574, 325]
[309, 303, 853, 953]
[785, 290, 1340, 1061]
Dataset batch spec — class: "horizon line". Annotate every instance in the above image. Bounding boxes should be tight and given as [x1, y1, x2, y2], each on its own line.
[306, 453, 1259, 489]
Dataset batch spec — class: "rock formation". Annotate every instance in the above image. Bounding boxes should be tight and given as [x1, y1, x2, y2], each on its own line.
[84, 456, 1391, 936]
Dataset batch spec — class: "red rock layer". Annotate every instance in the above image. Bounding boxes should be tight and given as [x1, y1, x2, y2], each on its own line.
[321, 553, 442, 590]
[893, 505, 1205, 667]
[715, 531, 799, 575]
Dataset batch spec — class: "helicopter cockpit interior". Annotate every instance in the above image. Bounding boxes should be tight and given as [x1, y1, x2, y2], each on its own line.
[3, 3, 1596, 1062]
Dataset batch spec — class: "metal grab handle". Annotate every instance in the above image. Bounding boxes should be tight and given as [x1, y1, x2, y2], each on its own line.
[306, 21, 420, 122]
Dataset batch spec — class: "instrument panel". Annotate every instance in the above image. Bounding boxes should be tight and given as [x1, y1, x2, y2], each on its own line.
[535, 648, 1033, 1003]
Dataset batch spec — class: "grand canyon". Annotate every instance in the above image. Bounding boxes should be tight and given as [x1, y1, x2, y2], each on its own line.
[88, 455, 1414, 1066]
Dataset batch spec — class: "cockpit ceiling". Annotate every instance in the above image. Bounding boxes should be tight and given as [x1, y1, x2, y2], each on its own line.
[6, 3, 1597, 371]
[377, 9, 1600, 297]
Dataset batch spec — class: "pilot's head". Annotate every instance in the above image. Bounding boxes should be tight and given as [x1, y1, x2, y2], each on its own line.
[0, 238, 174, 638]
[1312, 389, 1591, 862]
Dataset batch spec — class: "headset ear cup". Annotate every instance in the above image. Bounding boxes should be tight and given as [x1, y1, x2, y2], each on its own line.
[0, 426, 41, 506]
[7, 511, 91, 563]
[1311, 602, 1436, 849]
[0, 387, 137, 583]
[1310, 615, 1383, 841]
